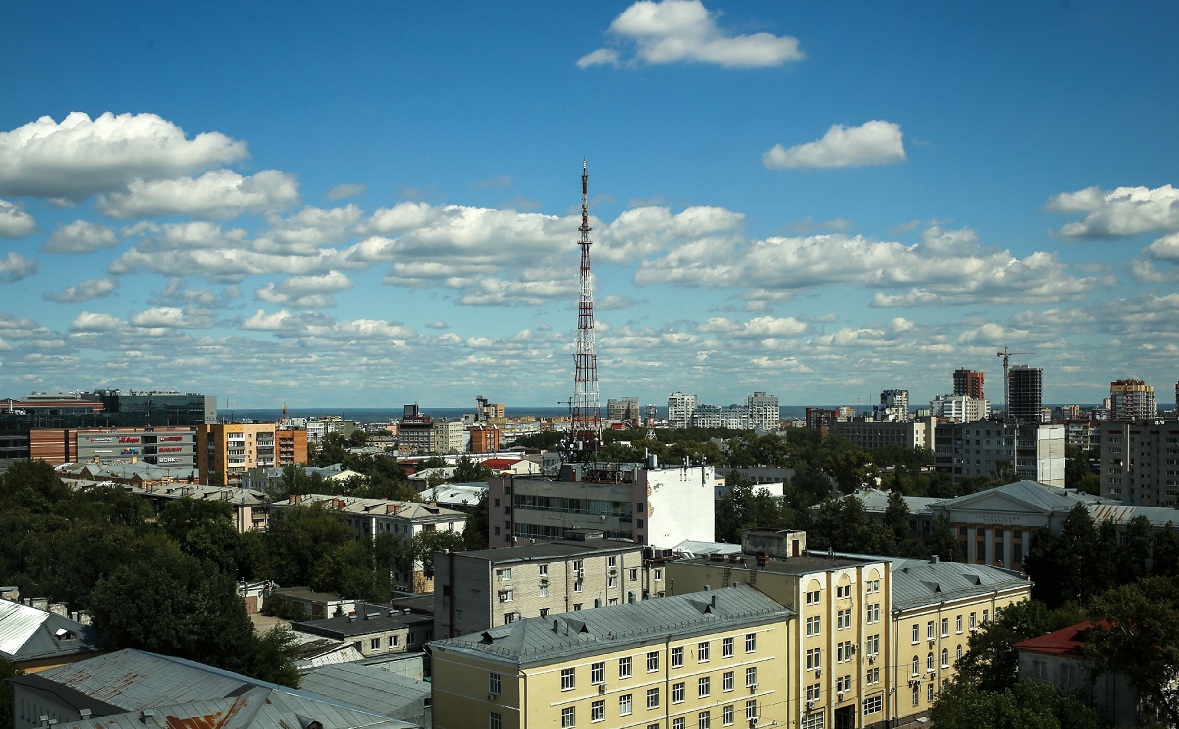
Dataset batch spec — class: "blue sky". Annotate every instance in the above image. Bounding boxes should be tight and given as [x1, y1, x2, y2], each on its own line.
[2, 1, 1178, 410]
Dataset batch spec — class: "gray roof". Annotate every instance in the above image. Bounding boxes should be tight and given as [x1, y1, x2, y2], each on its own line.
[682, 551, 883, 577]
[429, 584, 792, 668]
[673, 540, 743, 558]
[0, 600, 100, 663]
[890, 557, 1031, 611]
[938, 480, 1111, 513]
[1088, 502, 1179, 528]
[299, 664, 429, 718]
[293, 611, 432, 640]
[838, 488, 944, 515]
[455, 538, 643, 563]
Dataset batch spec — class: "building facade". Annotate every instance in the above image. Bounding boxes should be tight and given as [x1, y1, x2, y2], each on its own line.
[667, 392, 697, 429]
[196, 423, 308, 485]
[829, 417, 935, 452]
[747, 392, 780, 431]
[487, 462, 716, 549]
[953, 369, 985, 400]
[934, 421, 1065, 488]
[430, 584, 794, 729]
[874, 389, 910, 422]
[1109, 379, 1157, 421]
[929, 394, 989, 423]
[1007, 365, 1043, 424]
[606, 397, 641, 425]
[1100, 420, 1179, 506]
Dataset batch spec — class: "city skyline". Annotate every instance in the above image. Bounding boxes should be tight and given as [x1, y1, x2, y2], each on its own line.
[2, 2, 1178, 408]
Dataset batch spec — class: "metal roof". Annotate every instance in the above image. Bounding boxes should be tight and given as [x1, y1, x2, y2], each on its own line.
[299, 664, 429, 717]
[430, 584, 793, 668]
[890, 557, 1031, 611]
[0, 599, 100, 662]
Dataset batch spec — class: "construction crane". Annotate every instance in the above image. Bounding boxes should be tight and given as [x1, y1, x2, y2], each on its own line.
[996, 346, 1035, 420]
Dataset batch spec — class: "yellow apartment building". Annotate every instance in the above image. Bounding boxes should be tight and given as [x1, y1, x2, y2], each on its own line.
[196, 422, 307, 485]
[429, 583, 795, 729]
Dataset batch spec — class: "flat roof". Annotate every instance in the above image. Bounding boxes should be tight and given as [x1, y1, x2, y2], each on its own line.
[455, 539, 643, 563]
[678, 552, 883, 577]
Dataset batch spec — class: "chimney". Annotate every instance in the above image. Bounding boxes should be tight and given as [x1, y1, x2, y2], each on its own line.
[80, 710, 92, 720]
[930, 555, 940, 564]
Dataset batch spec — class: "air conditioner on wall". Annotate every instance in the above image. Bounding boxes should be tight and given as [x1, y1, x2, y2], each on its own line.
[599, 684, 606, 695]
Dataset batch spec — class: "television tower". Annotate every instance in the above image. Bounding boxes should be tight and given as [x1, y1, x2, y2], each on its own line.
[567, 160, 603, 458]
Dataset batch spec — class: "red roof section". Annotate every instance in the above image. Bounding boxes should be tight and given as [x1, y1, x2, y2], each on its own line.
[480, 458, 522, 469]
[1012, 620, 1107, 656]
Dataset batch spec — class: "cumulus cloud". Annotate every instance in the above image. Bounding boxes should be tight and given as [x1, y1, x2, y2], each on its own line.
[44, 277, 118, 303]
[0, 199, 35, 238]
[325, 183, 365, 201]
[0, 112, 247, 198]
[43, 220, 119, 253]
[70, 311, 123, 332]
[579, 0, 804, 69]
[254, 205, 363, 255]
[0, 251, 36, 282]
[1048, 184, 1179, 238]
[763, 121, 906, 169]
[128, 306, 215, 329]
[97, 169, 299, 219]
[255, 271, 354, 308]
[700, 315, 808, 338]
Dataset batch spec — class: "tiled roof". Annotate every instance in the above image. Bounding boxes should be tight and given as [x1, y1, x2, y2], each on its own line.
[1012, 621, 1098, 656]
[430, 584, 792, 668]
[890, 558, 1030, 611]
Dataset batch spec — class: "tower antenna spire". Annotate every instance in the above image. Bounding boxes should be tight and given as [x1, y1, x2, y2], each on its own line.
[567, 160, 603, 460]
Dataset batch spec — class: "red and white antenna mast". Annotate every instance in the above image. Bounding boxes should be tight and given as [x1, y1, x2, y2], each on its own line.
[568, 160, 603, 458]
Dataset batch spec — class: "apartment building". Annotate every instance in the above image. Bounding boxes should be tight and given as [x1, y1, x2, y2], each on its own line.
[1100, 420, 1179, 506]
[1109, 379, 1157, 421]
[487, 461, 715, 549]
[874, 389, 910, 422]
[433, 537, 651, 638]
[1007, 365, 1043, 424]
[929, 394, 989, 423]
[667, 530, 893, 729]
[292, 607, 434, 659]
[467, 424, 501, 453]
[606, 397, 641, 425]
[829, 417, 935, 451]
[934, 421, 1064, 488]
[196, 423, 308, 485]
[953, 369, 985, 400]
[668, 392, 697, 429]
[748, 392, 780, 431]
[429, 584, 794, 729]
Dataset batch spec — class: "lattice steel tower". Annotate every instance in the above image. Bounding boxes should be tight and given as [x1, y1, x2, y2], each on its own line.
[567, 160, 603, 458]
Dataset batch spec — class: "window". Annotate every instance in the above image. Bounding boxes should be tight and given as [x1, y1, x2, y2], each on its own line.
[655, 569, 663, 581]
[671, 646, 684, 668]
[969, 613, 977, 630]
[806, 615, 822, 636]
[836, 584, 851, 599]
[941, 617, 949, 636]
[983, 609, 989, 624]
[630, 568, 638, 580]
[609, 556, 617, 568]
[911, 624, 919, 644]
[698, 641, 710, 662]
[720, 670, 732, 692]
[745, 667, 757, 688]
[499, 567, 512, 580]
[723, 704, 734, 726]
[911, 684, 920, 707]
[863, 695, 882, 715]
[591, 662, 604, 685]
[806, 589, 821, 605]
[866, 579, 880, 593]
[673, 719, 685, 729]
[573, 603, 583, 611]
[646, 687, 660, 709]
[698, 711, 710, 729]
[722, 636, 734, 658]
[956, 615, 963, 633]
[866, 603, 880, 623]
[911, 656, 919, 676]
[608, 574, 618, 588]
[865, 634, 880, 655]
[837, 609, 852, 629]
[801, 713, 825, 729]
[927, 621, 935, 641]
[499, 589, 513, 603]
[370, 638, 380, 650]
[927, 652, 935, 672]
[647, 651, 659, 672]
[389, 635, 398, 647]
[836, 675, 850, 693]
[503, 612, 518, 624]
[619, 694, 632, 716]
[806, 683, 821, 701]
[672, 682, 685, 703]
[561, 668, 575, 691]
[698, 676, 711, 697]
[745, 700, 757, 722]
[562, 707, 575, 728]
[574, 579, 583, 593]
[807, 648, 822, 670]
[837, 641, 852, 662]
[539, 563, 548, 576]
[1032, 659, 1048, 679]
[866, 667, 880, 685]
[489, 672, 501, 695]
[956, 644, 963, 663]
[941, 648, 949, 668]
[490, 712, 502, 729]
[591, 700, 604, 723]
[745, 633, 757, 653]
[927, 682, 935, 702]
[619, 656, 632, 678]
[540, 584, 549, 597]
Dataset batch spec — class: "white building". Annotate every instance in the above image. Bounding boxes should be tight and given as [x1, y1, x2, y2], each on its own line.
[935, 421, 1065, 488]
[747, 391, 779, 431]
[930, 393, 990, 422]
[667, 392, 697, 429]
[487, 461, 715, 549]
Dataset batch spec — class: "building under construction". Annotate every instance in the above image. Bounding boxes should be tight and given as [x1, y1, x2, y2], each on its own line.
[1007, 365, 1043, 424]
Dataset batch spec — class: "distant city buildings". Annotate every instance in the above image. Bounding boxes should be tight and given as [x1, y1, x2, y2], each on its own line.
[930, 393, 989, 423]
[953, 368, 985, 400]
[667, 392, 696, 429]
[829, 417, 936, 451]
[606, 396, 641, 425]
[665, 391, 779, 431]
[934, 421, 1065, 488]
[196, 422, 308, 485]
[396, 404, 464, 455]
[1007, 365, 1044, 424]
[873, 389, 910, 422]
[1100, 420, 1179, 507]
[1108, 379, 1157, 421]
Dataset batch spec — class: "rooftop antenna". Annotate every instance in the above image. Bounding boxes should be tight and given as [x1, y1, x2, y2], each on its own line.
[565, 161, 603, 461]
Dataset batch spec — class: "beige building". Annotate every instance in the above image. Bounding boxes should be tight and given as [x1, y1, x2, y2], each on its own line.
[196, 422, 307, 485]
[830, 417, 935, 452]
[434, 536, 653, 639]
[429, 584, 794, 729]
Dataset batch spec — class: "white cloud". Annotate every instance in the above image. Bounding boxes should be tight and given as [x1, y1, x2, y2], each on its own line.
[43, 220, 119, 253]
[325, 183, 365, 201]
[1048, 184, 1179, 238]
[0, 112, 247, 198]
[0, 199, 35, 238]
[255, 271, 354, 308]
[45, 277, 118, 303]
[763, 121, 906, 170]
[254, 205, 362, 255]
[70, 311, 123, 332]
[0, 252, 36, 283]
[581, 0, 805, 69]
[700, 315, 808, 338]
[128, 306, 214, 329]
[97, 169, 299, 219]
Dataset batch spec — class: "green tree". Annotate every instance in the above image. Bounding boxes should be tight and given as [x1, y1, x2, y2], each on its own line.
[311, 539, 394, 602]
[451, 455, 492, 483]
[1024, 504, 1110, 608]
[0, 459, 69, 512]
[411, 530, 465, 578]
[1153, 522, 1179, 578]
[263, 503, 353, 586]
[246, 627, 301, 688]
[460, 490, 490, 550]
[925, 515, 964, 562]
[158, 498, 241, 574]
[932, 679, 1102, 729]
[954, 599, 1065, 692]
[0, 656, 19, 729]
[1085, 576, 1179, 726]
[1117, 515, 1154, 583]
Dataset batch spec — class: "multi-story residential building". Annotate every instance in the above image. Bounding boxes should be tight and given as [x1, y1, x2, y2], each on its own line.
[197, 422, 309, 485]
[487, 461, 715, 549]
[667, 530, 892, 729]
[474, 395, 505, 422]
[1109, 379, 1157, 421]
[930, 394, 989, 423]
[433, 419, 465, 454]
[829, 416, 936, 452]
[667, 392, 697, 429]
[934, 421, 1064, 487]
[953, 368, 985, 400]
[874, 389, 910, 422]
[467, 424, 501, 453]
[429, 584, 794, 729]
[691, 403, 750, 430]
[606, 397, 641, 425]
[270, 493, 466, 592]
[292, 607, 434, 659]
[1060, 419, 1100, 451]
[1100, 420, 1179, 506]
[433, 537, 651, 638]
[667, 530, 1031, 728]
[747, 392, 779, 431]
[1007, 365, 1043, 424]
